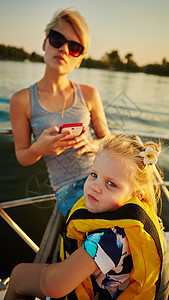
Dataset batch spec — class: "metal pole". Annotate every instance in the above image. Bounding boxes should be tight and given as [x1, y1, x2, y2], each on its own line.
[0, 194, 56, 209]
[0, 209, 39, 253]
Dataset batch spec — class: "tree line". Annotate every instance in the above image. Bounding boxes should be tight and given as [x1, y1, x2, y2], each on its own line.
[81, 50, 169, 77]
[1, 44, 169, 77]
[0, 44, 43, 62]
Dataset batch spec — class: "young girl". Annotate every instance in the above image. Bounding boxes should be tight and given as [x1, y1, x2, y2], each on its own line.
[5, 133, 164, 299]
[10, 8, 110, 216]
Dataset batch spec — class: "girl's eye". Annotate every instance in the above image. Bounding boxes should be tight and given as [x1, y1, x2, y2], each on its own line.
[107, 180, 116, 187]
[90, 172, 97, 179]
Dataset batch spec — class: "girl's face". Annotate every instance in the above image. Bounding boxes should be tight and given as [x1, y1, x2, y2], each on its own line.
[43, 21, 83, 75]
[84, 150, 135, 213]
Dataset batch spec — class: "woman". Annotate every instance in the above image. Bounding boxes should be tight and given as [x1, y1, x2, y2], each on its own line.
[10, 8, 110, 216]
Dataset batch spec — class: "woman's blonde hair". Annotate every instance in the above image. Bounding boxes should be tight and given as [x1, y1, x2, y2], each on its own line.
[99, 133, 163, 214]
[44, 8, 90, 55]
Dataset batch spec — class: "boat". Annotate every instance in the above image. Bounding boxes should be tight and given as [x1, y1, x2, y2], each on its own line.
[0, 96, 169, 298]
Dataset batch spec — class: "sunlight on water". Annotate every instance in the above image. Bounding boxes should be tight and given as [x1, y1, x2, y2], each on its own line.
[69, 68, 169, 135]
[0, 60, 45, 94]
[0, 60, 169, 135]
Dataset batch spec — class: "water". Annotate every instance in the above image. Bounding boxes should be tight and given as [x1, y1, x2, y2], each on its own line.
[0, 60, 169, 279]
[1, 60, 169, 135]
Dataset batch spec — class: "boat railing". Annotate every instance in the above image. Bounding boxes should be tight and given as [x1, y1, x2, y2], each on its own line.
[0, 128, 169, 257]
[0, 194, 56, 253]
[0, 129, 64, 263]
[0, 129, 12, 134]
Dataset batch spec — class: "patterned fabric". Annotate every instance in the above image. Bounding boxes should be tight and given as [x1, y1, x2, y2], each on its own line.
[82, 227, 132, 299]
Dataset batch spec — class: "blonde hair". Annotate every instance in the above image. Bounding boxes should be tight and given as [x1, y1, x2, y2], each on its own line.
[99, 133, 163, 214]
[44, 8, 90, 55]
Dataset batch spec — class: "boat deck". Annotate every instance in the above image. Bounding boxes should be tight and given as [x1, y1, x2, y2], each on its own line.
[0, 291, 5, 300]
[0, 292, 40, 300]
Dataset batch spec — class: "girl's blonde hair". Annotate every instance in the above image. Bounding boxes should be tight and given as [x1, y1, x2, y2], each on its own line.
[44, 8, 90, 55]
[99, 133, 163, 214]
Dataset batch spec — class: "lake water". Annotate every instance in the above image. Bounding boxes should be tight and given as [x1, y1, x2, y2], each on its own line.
[0, 60, 169, 279]
[0, 60, 169, 136]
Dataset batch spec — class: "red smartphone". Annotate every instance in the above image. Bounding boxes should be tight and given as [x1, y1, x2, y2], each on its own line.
[59, 123, 85, 140]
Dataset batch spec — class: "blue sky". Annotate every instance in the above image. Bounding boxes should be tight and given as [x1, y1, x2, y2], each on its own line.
[1, 0, 169, 65]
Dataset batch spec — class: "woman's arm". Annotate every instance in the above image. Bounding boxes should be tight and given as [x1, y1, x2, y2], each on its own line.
[10, 89, 77, 166]
[73, 85, 111, 155]
[40, 247, 98, 298]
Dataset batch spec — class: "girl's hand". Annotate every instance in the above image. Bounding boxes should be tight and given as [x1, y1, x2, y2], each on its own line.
[72, 132, 100, 155]
[32, 126, 77, 156]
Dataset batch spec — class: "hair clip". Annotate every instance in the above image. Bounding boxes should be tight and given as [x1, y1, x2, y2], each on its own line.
[139, 146, 159, 165]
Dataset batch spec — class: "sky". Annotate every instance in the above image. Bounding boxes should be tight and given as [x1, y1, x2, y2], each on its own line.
[0, 0, 169, 66]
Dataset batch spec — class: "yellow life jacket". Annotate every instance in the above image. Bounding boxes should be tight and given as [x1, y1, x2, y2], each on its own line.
[59, 196, 163, 300]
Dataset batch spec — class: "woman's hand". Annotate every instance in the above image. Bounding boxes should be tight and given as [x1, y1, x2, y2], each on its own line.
[15, 126, 77, 166]
[72, 132, 101, 155]
[32, 126, 77, 156]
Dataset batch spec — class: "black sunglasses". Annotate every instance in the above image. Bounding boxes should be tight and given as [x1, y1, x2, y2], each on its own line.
[48, 29, 84, 57]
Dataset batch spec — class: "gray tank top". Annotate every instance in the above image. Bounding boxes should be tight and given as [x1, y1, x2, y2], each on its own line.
[30, 82, 95, 190]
